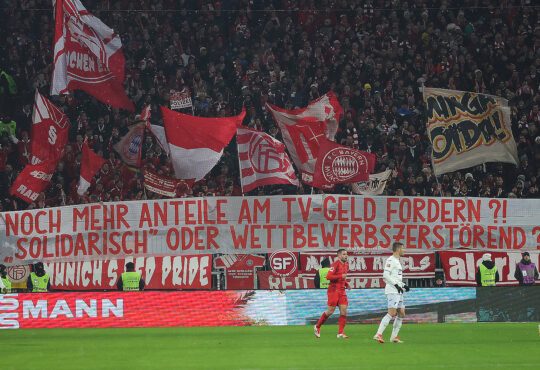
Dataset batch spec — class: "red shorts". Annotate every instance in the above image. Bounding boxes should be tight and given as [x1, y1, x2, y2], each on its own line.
[327, 290, 348, 307]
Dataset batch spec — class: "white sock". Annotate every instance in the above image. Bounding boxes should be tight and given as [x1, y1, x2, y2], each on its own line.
[391, 317, 403, 338]
[376, 314, 393, 335]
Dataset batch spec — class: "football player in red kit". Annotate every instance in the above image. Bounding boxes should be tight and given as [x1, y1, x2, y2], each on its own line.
[314, 248, 350, 339]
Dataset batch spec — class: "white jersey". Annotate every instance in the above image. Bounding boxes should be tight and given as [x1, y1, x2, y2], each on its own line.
[383, 255, 404, 294]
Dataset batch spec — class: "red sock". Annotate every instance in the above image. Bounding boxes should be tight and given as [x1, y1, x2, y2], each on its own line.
[316, 312, 329, 328]
[338, 315, 347, 334]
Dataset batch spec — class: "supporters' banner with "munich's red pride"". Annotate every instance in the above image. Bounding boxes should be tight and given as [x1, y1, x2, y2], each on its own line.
[1, 196, 539, 264]
[40, 255, 212, 290]
[439, 250, 540, 286]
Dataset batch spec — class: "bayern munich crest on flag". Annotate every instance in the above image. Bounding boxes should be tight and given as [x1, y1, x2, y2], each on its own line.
[321, 147, 368, 183]
[313, 139, 376, 189]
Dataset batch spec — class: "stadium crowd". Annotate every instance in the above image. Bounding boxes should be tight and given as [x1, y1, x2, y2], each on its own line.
[0, 0, 539, 211]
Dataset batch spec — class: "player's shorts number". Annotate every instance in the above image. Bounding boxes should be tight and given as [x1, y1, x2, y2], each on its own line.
[386, 293, 404, 309]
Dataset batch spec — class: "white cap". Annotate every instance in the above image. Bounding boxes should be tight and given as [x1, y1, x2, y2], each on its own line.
[482, 253, 492, 261]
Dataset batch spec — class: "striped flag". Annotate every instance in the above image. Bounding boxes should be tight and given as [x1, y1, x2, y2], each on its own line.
[237, 128, 299, 193]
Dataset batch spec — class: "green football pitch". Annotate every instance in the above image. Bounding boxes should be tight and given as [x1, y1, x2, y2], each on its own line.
[1, 323, 538, 370]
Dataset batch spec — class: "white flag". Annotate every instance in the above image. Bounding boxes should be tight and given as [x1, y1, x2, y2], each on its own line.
[351, 170, 392, 195]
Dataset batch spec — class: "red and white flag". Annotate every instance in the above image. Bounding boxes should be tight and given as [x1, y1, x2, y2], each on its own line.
[77, 141, 105, 195]
[30, 91, 70, 164]
[51, 0, 134, 111]
[113, 123, 145, 167]
[237, 128, 299, 192]
[10, 159, 58, 203]
[161, 106, 245, 181]
[266, 91, 343, 185]
[312, 139, 376, 189]
[143, 106, 170, 156]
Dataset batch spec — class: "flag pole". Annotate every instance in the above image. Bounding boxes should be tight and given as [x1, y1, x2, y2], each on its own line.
[434, 175, 442, 197]
[424, 82, 442, 198]
[236, 134, 245, 196]
[143, 184, 148, 199]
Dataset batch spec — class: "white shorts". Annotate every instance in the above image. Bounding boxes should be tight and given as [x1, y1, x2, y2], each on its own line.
[386, 293, 405, 309]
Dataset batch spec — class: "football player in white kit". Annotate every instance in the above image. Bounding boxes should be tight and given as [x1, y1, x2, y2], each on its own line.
[373, 242, 409, 343]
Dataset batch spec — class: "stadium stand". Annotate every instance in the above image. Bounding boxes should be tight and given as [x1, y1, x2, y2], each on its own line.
[0, 0, 539, 212]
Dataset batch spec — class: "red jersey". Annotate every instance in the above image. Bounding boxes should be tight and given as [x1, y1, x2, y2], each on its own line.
[326, 260, 349, 291]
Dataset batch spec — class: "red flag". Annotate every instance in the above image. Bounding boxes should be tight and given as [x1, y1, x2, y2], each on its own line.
[77, 141, 105, 195]
[312, 139, 376, 190]
[266, 91, 343, 185]
[51, 0, 134, 111]
[237, 128, 299, 193]
[10, 160, 58, 203]
[30, 91, 70, 164]
[113, 123, 145, 167]
[161, 106, 245, 180]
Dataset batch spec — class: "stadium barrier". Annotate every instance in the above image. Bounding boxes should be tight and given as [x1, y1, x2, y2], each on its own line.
[1, 287, 537, 329]
[4, 250, 537, 290]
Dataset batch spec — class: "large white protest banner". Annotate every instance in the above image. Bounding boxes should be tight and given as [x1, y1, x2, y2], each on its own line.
[1, 196, 539, 264]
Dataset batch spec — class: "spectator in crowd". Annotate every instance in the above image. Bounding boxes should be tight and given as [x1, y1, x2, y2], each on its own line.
[514, 252, 539, 286]
[0, 0, 538, 211]
[27, 262, 51, 292]
[0, 264, 10, 293]
[117, 262, 145, 291]
[314, 257, 331, 289]
[476, 253, 499, 287]
[0, 67, 18, 117]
